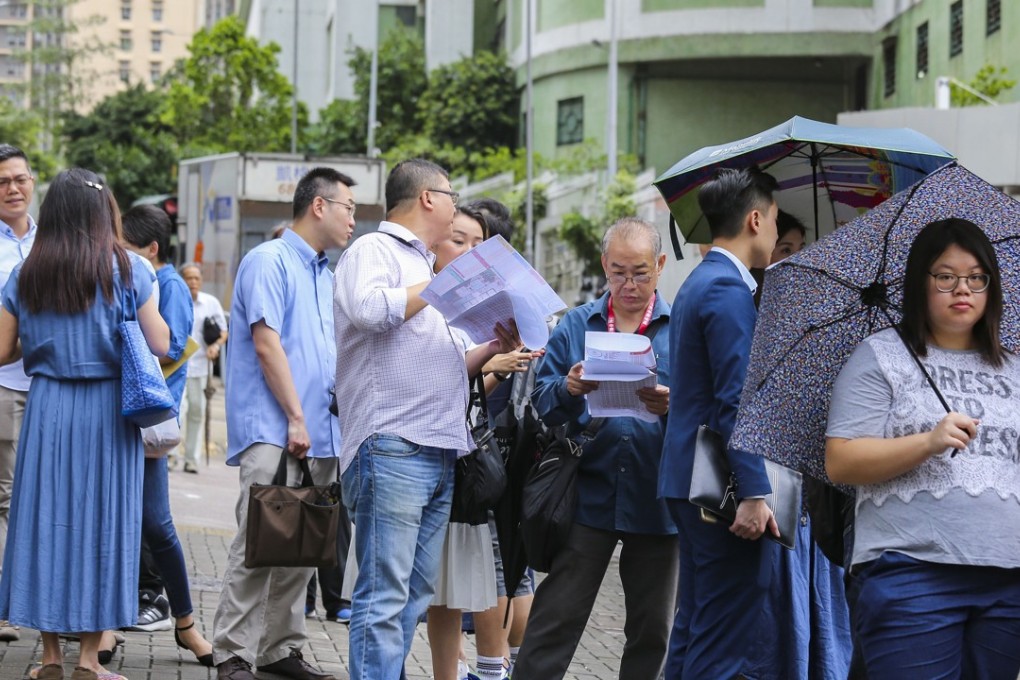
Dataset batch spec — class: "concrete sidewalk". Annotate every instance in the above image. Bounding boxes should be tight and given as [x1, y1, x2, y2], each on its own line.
[0, 382, 629, 680]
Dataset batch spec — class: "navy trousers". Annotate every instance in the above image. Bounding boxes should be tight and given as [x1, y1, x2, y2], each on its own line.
[852, 551, 1020, 680]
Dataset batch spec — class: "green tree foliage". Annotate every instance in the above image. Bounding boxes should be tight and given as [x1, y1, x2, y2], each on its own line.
[0, 100, 57, 180]
[951, 63, 1017, 107]
[62, 83, 178, 208]
[305, 98, 364, 156]
[557, 171, 638, 278]
[162, 16, 305, 155]
[419, 51, 517, 153]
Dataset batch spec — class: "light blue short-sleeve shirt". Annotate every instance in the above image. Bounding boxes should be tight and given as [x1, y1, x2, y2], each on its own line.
[225, 228, 340, 465]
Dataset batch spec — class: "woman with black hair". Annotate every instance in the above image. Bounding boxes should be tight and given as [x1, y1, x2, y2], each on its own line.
[826, 218, 1020, 678]
[0, 169, 170, 680]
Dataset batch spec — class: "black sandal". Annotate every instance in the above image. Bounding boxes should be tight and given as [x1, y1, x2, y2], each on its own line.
[97, 632, 121, 665]
[174, 622, 213, 667]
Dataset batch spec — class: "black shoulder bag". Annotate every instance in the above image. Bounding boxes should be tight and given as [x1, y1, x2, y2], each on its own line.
[451, 374, 508, 525]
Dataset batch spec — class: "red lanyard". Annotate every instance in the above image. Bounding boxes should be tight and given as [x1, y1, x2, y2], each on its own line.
[606, 294, 656, 335]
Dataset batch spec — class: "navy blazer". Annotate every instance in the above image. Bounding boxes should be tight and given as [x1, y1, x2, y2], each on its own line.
[658, 250, 771, 500]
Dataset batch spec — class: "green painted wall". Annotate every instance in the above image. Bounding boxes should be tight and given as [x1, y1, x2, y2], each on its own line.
[871, 0, 1020, 109]
[814, 0, 871, 7]
[538, 0, 602, 32]
[531, 66, 609, 160]
[643, 0, 763, 10]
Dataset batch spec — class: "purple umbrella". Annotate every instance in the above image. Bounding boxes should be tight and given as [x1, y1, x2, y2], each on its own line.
[730, 162, 1020, 484]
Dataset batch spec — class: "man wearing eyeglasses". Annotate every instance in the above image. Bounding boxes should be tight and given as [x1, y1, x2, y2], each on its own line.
[513, 218, 677, 680]
[0, 144, 34, 644]
[212, 167, 355, 680]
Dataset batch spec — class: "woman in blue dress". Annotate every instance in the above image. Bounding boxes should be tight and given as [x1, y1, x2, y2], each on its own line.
[0, 168, 169, 680]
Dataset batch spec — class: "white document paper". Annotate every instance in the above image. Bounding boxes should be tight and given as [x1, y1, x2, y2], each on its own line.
[582, 331, 659, 422]
[422, 235, 566, 348]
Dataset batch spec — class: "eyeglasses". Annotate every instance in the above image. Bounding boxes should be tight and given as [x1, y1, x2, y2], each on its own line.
[0, 175, 33, 191]
[427, 188, 459, 205]
[928, 272, 991, 293]
[607, 273, 653, 286]
[322, 197, 356, 217]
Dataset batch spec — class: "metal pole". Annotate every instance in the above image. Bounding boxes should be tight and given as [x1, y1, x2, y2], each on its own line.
[367, 42, 378, 157]
[290, 0, 298, 154]
[524, 0, 535, 264]
[606, 0, 618, 180]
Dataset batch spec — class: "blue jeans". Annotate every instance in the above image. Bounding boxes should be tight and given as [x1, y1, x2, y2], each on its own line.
[141, 455, 192, 618]
[853, 551, 1020, 680]
[341, 434, 455, 680]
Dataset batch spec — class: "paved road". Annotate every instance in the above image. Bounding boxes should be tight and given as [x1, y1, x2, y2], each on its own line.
[0, 381, 629, 680]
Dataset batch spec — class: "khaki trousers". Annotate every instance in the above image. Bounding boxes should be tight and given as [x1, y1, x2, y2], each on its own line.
[211, 443, 338, 666]
[0, 385, 26, 572]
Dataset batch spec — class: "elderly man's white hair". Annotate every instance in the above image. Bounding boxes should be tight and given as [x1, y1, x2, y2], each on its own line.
[600, 217, 662, 256]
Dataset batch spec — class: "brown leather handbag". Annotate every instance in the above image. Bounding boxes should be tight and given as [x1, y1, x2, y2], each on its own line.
[244, 452, 340, 569]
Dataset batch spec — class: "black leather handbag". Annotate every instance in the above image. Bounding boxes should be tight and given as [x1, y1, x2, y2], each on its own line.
[451, 376, 508, 525]
[689, 424, 802, 550]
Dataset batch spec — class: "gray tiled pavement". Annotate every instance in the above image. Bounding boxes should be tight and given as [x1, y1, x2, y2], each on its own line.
[0, 382, 628, 680]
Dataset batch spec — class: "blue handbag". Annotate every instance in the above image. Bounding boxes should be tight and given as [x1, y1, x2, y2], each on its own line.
[120, 285, 175, 428]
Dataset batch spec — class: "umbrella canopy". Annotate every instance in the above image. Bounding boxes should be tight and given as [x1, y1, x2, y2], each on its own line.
[729, 162, 1020, 485]
[653, 116, 956, 249]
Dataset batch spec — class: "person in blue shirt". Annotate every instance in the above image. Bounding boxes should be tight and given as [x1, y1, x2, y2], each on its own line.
[120, 204, 213, 666]
[659, 166, 781, 679]
[513, 217, 676, 680]
[211, 167, 355, 680]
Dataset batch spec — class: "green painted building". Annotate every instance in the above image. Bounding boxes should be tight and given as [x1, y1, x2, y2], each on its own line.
[500, 0, 1017, 178]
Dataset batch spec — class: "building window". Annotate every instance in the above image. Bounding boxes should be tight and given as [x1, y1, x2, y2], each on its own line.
[121, 0, 131, 20]
[152, 1, 163, 22]
[882, 37, 897, 97]
[395, 6, 416, 27]
[916, 22, 928, 79]
[151, 31, 162, 53]
[950, 1, 964, 57]
[987, 0, 1001, 36]
[150, 61, 161, 83]
[119, 60, 130, 83]
[556, 97, 584, 146]
[120, 30, 132, 51]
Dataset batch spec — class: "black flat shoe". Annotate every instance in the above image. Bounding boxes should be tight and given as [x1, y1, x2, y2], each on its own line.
[174, 622, 213, 667]
[97, 640, 119, 666]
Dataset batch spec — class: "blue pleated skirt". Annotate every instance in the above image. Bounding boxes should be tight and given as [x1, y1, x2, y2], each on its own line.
[0, 376, 144, 632]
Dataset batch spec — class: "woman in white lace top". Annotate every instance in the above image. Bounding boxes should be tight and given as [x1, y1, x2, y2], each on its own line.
[825, 218, 1020, 679]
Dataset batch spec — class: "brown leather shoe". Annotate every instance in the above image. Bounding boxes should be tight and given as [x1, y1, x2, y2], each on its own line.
[28, 664, 63, 680]
[216, 656, 255, 680]
[256, 649, 338, 680]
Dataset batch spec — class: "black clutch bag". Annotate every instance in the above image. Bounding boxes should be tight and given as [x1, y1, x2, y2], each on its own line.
[688, 425, 802, 550]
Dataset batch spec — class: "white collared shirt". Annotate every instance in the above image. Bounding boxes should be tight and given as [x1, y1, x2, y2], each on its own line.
[710, 246, 757, 295]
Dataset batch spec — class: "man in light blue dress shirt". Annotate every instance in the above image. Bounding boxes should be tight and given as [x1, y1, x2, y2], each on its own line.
[212, 168, 356, 680]
[0, 145, 35, 644]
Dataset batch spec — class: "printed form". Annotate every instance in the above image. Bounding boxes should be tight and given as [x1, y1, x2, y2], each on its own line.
[582, 331, 659, 422]
[422, 235, 566, 349]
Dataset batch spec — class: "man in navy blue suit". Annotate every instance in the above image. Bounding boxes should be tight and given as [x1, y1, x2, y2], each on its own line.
[659, 167, 781, 679]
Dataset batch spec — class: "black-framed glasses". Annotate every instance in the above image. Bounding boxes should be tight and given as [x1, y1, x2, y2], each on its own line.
[928, 272, 991, 293]
[322, 197, 356, 217]
[607, 273, 653, 286]
[0, 175, 33, 191]
[427, 188, 459, 205]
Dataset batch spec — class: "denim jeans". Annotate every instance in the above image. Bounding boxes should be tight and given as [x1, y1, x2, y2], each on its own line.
[853, 551, 1020, 679]
[341, 434, 456, 680]
[141, 455, 192, 618]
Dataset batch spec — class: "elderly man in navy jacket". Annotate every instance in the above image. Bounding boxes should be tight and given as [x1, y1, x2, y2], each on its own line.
[659, 167, 781, 679]
[514, 217, 677, 680]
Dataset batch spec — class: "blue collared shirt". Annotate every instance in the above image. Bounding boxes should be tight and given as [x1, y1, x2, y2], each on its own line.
[225, 228, 340, 465]
[156, 265, 193, 409]
[0, 217, 35, 391]
[532, 292, 675, 535]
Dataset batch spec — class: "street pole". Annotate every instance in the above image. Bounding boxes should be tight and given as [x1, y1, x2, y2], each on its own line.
[606, 0, 618, 180]
[524, 0, 535, 265]
[367, 43, 378, 156]
[290, 0, 298, 154]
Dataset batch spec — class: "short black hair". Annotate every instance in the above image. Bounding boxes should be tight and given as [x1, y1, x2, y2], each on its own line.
[698, 166, 779, 240]
[0, 144, 30, 173]
[901, 218, 1004, 367]
[776, 210, 807, 241]
[464, 198, 513, 240]
[386, 158, 449, 215]
[293, 167, 356, 220]
[122, 204, 173, 264]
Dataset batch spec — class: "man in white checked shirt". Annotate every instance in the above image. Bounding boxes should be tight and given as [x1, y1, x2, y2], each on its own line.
[333, 159, 518, 680]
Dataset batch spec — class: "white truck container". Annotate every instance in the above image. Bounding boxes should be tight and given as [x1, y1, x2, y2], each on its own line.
[177, 152, 386, 306]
